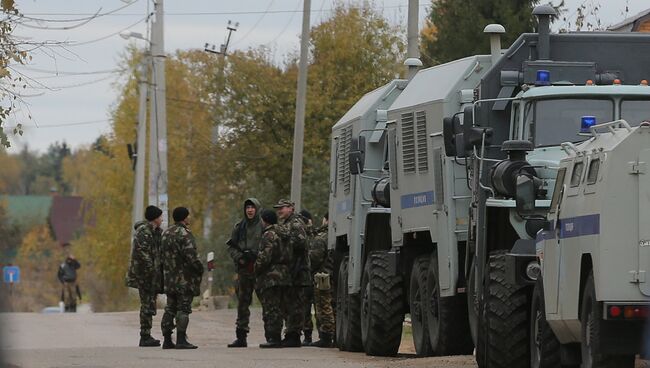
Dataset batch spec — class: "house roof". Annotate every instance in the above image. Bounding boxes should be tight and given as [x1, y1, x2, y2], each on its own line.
[609, 8, 650, 31]
[0, 195, 52, 227]
[49, 196, 85, 245]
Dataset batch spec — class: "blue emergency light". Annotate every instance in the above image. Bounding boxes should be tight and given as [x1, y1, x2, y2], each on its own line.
[581, 116, 596, 133]
[536, 70, 551, 86]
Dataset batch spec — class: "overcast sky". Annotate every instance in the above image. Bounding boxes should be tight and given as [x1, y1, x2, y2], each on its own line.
[5, 0, 649, 153]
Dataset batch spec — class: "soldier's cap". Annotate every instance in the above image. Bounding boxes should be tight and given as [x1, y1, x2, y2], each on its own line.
[272, 199, 294, 208]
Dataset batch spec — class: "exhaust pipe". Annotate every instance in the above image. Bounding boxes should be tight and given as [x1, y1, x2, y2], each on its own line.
[484, 24, 505, 65]
[533, 5, 557, 60]
[405, 0, 422, 80]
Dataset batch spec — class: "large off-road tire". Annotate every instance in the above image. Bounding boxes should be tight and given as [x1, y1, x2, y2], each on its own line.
[530, 279, 562, 368]
[336, 256, 362, 352]
[426, 251, 473, 356]
[484, 251, 531, 368]
[580, 273, 635, 368]
[409, 255, 433, 356]
[360, 251, 404, 356]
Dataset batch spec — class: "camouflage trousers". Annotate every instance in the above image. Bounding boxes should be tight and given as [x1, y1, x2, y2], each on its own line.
[258, 286, 290, 337]
[138, 289, 157, 336]
[314, 287, 335, 335]
[302, 286, 314, 333]
[235, 271, 256, 333]
[62, 282, 77, 309]
[161, 292, 193, 335]
[284, 286, 307, 335]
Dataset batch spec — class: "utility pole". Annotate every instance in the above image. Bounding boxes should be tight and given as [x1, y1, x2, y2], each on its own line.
[150, 0, 169, 228]
[132, 61, 148, 233]
[203, 21, 238, 239]
[204, 20, 238, 56]
[290, 0, 311, 210]
[405, 0, 422, 80]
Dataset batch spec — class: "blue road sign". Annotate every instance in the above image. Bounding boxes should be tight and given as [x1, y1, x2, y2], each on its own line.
[3, 265, 20, 284]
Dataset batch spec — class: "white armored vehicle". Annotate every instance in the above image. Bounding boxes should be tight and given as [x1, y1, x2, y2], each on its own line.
[522, 120, 650, 367]
[329, 3, 650, 365]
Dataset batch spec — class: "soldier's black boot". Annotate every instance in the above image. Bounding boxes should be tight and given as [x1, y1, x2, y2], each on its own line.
[259, 333, 282, 349]
[227, 329, 247, 348]
[175, 332, 198, 349]
[139, 334, 161, 347]
[162, 333, 175, 349]
[281, 332, 302, 348]
[310, 332, 333, 348]
[301, 330, 312, 346]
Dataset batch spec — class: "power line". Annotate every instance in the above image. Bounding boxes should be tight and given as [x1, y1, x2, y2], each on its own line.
[65, 16, 149, 47]
[264, 0, 302, 47]
[25, 75, 116, 90]
[5, 118, 110, 129]
[231, 0, 275, 46]
[22, 4, 428, 17]
[17, 0, 140, 23]
[15, 67, 124, 75]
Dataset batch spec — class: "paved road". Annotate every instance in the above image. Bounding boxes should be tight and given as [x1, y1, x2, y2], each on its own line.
[0, 308, 477, 368]
[2, 308, 647, 368]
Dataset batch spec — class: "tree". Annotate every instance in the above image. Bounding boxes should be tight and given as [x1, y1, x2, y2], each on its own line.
[0, 1, 28, 148]
[0, 147, 22, 193]
[301, 4, 405, 215]
[421, 0, 540, 66]
[11, 224, 64, 312]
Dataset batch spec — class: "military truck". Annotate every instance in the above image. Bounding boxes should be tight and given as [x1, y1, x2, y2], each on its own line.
[329, 3, 650, 364]
[441, 5, 650, 368]
[524, 120, 650, 367]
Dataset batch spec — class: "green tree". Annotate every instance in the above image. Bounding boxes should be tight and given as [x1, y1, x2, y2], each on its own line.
[421, 0, 540, 66]
[302, 3, 404, 215]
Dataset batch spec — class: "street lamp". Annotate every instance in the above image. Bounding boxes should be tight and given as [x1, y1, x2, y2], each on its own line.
[120, 31, 147, 42]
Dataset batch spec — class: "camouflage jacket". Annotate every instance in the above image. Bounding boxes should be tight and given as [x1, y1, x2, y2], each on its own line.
[308, 225, 332, 275]
[126, 221, 163, 292]
[277, 213, 311, 286]
[161, 223, 204, 296]
[254, 224, 293, 291]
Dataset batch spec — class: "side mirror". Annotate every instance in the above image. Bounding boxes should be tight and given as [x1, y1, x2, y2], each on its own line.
[443, 117, 457, 156]
[458, 105, 493, 153]
[516, 174, 537, 217]
[349, 136, 366, 175]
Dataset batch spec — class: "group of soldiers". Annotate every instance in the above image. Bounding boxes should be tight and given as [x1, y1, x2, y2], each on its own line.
[125, 198, 335, 350]
[126, 205, 203, 349]
[226, 198, 335, 349]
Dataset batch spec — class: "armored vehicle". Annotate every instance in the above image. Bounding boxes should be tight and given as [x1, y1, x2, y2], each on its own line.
[525, 120, 650, 368]
[329, 4, 650, 365]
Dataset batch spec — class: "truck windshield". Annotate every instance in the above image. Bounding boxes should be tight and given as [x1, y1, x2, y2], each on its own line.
[526, 98, 614, 147]
[621, 99, 650, 126]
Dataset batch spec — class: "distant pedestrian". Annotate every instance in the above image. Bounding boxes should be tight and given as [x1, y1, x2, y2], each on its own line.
[254, 209, 293, 348]
[274, 199, 310, 348]
[161, 207, 204, 350]
[126, 205, 164, 347]
[226, 198, 263, 348]
[57, 255, 81, 312]
[309, 213, 336, 347]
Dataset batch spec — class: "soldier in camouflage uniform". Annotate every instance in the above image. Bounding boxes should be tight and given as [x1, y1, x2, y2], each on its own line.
[308, 213, 336, 347]
[126, 205, 163, 347]
[298, 209, 315, 346]
[273, 199, 309, 348]
[254, 209, 293, 348]
[161, 207, 204, 350]
[226, 198, 263, 348]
